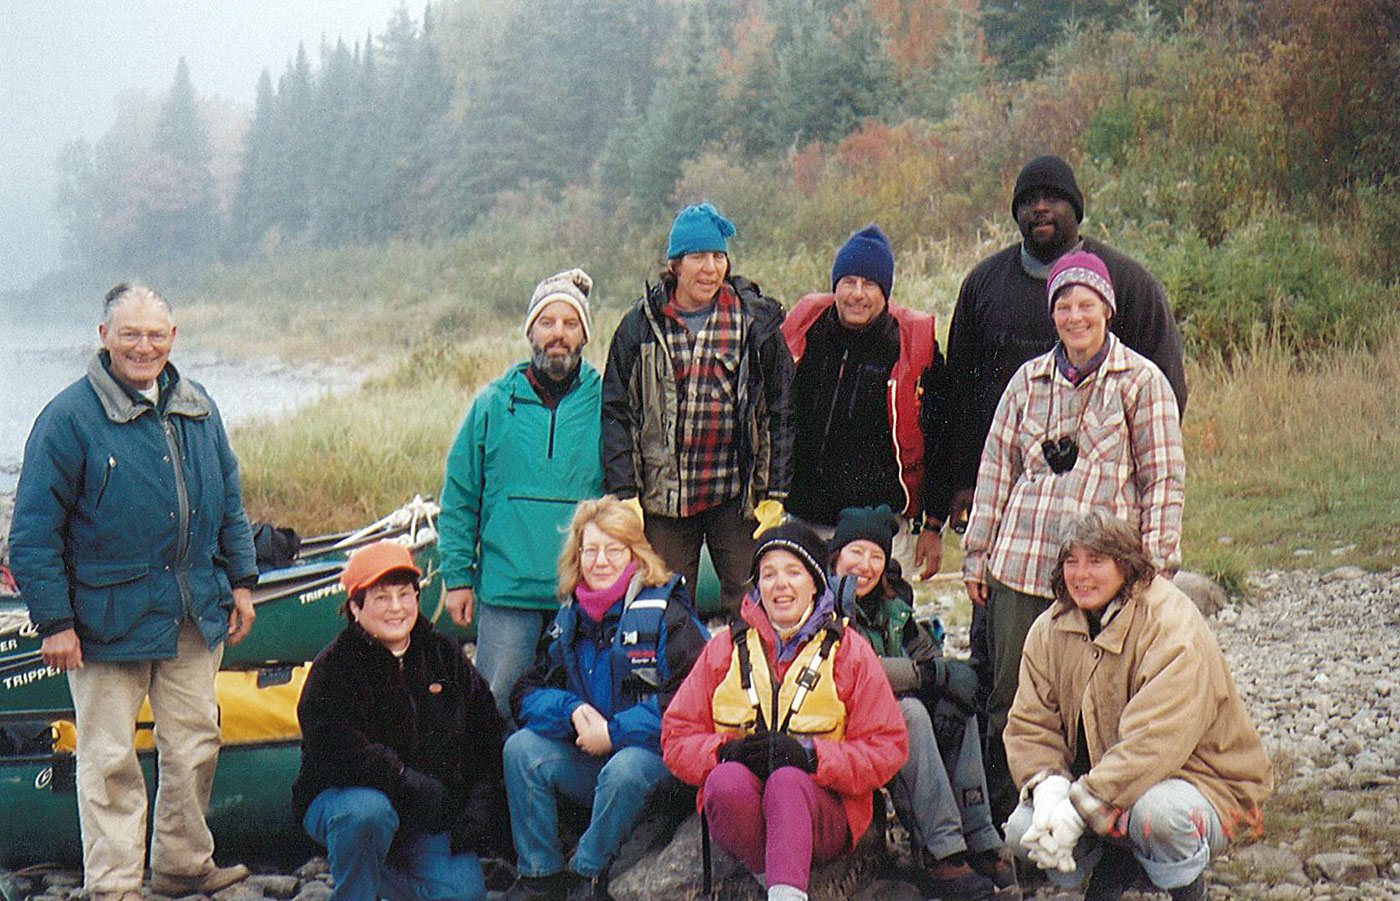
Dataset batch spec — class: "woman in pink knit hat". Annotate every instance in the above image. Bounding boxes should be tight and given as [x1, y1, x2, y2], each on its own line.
[961, 249, 1186, 847]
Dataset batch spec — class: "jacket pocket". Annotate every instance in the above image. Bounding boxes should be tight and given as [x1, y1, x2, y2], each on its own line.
[71, 561, 150, 643]
[1081, 402, 1128, 464]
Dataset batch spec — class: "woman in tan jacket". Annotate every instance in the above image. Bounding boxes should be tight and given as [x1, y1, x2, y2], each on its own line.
[1003, 511, 1271, 901]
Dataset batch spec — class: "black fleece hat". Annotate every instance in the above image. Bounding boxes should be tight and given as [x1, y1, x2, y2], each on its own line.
[752, 519, 829, 596]
[830, 505, 899, 561]
[1012, 155, 1084, 223]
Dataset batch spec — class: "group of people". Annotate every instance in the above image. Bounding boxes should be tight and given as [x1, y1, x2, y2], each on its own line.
[8, 153, 1272, 901]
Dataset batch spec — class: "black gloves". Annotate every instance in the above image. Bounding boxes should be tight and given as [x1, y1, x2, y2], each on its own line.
[398, 767, 452, 833]
[919, 657, 980, 714]
[718, 732, 817, 780]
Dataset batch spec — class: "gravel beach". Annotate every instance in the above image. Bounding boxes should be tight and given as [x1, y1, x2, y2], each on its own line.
[3, 487, 1398, 900]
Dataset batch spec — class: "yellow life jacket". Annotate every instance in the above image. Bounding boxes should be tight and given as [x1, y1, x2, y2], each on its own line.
[711, 621, 847, 740]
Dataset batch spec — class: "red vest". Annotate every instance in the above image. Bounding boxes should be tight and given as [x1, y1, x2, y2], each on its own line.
[782, 293, 936, 519]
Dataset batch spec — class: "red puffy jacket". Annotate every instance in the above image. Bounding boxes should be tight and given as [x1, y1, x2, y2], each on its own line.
[661, 596, 908, 846]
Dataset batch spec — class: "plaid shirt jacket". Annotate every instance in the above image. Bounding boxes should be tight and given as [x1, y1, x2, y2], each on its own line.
[962, 334, 1184, 598]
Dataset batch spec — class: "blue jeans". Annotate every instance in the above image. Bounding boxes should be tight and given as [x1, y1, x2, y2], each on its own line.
[503, 727, 669, 878]
[887, 697, 1002, 861]
[304, 787, 485, 901]
[1004, 778, 1226, 890]
[474, 603, 549, 722]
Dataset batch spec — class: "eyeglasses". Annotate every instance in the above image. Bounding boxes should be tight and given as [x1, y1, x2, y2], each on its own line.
[580, 545, 630, 565]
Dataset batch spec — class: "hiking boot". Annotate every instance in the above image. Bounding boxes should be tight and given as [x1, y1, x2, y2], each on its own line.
[1083, 844, 1140, 901]
[150, 863, 250, 897]
[923, 855, 997, 901]
[970, 848, 1021, 898]
[1169, 873, 1208, 901]
[504, 871, 588, 901]
[565, 872, 614, 901]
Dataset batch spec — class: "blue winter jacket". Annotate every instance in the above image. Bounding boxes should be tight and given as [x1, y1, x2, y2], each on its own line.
[438, 362, 603, 609]
[511, 574, 707, 753]
[9, 354, 258, 661]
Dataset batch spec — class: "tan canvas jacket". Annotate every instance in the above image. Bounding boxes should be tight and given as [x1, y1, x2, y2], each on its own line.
[1006, 575, 1273, 839]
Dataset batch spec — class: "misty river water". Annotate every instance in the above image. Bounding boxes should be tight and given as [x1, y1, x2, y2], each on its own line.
[0, 310, 361, 492]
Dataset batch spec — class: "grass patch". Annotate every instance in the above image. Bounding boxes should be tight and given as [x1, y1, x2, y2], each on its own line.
[1181, 325, 1400, 580]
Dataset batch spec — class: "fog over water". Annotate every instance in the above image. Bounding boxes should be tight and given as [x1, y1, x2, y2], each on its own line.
[0, 309, 360, 492]
[1, 0, 408, 293]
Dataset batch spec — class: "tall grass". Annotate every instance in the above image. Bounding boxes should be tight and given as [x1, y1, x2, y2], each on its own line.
[1181, 326, 1400, 586]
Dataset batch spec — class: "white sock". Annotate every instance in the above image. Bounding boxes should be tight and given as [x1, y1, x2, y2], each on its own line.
[768, 884, 808, 901]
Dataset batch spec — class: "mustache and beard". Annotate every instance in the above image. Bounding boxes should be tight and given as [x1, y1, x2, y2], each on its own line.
[531, 337, 582, 381]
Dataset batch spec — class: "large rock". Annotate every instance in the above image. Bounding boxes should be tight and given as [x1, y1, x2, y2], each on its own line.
[1229, 844, 1305, 883]
[1172, 570, 1228, 617]
[610, 811, 887, 901]
[1305, 851, 1378, 884]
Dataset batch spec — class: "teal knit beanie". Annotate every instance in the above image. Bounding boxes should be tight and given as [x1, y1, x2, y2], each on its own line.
[666, 202, 736, 259]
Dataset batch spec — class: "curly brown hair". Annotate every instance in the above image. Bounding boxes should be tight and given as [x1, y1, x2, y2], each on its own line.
[1049, 511, 1156, 607]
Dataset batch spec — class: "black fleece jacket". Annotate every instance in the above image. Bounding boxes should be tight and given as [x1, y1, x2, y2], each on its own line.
[292, 615, 506, 854]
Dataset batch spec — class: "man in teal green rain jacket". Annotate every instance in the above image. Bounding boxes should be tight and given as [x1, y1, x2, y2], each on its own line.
[439, 269, 604, 721]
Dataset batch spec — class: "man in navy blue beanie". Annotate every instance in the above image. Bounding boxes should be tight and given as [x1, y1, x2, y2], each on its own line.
[780, 224, 947, 581]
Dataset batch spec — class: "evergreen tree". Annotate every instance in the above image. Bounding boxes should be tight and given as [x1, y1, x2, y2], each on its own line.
[143, 57, 218, 260]
[628, 10, 726, 212]
[229, 69, 279, 255]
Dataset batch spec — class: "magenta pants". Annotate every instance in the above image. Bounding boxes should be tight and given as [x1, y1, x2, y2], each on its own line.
[703, 762, 851, 891]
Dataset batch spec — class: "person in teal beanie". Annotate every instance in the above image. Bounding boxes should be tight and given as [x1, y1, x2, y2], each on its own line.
[602, 202, 794, 616]
[665, 201, 736, 258]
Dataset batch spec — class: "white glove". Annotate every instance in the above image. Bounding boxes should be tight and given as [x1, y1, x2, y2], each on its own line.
[1020, 774, 1070, 851]
[1039, 797, 1087, 873]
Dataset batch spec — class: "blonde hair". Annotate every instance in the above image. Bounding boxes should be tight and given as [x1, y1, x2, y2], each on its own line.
[557, 495, 672, 597]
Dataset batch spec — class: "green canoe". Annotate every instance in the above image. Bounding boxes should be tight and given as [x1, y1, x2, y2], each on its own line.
[0, 666, 317, 871]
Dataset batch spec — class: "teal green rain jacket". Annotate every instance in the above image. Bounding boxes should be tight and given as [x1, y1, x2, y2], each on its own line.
[439, 362, 603, 610]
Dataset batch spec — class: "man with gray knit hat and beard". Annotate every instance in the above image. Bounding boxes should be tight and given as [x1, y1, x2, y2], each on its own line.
[440, 269, 604, 720]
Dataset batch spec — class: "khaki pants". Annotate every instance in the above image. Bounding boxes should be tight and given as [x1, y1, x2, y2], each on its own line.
[67, 622, 224, 894]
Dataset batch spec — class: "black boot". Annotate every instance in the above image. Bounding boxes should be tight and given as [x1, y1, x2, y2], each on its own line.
[920, 851, 997, 901]
[565, 872, 614, 901]
[969, 848, 1022, 898]
[1168, 873, 1208, 901]
[505, 871, 587, 901]
[1082, 844, 1140, 901]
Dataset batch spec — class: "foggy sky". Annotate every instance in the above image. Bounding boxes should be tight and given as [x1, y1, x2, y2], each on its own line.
[1, 0, 411, 293]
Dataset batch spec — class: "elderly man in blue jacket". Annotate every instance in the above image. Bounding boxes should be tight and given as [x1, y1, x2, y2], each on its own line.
[9, 282, 258, 901]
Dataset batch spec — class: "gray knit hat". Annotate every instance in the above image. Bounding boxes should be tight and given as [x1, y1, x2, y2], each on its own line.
[524, 268, 593, 342]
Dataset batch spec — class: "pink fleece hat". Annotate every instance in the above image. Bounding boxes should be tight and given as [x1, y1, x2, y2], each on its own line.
[1047, 250, 1116, 318]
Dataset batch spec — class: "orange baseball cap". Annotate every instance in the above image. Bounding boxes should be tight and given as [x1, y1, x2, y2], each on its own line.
[340, 540, 422, 595]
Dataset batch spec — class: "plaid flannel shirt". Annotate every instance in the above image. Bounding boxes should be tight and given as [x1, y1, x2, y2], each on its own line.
[662, 285, 745, 516]
[962, 334, 1184, 597]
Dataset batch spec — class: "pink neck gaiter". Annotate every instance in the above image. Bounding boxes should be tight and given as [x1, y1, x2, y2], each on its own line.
[575, 561, 639, 622]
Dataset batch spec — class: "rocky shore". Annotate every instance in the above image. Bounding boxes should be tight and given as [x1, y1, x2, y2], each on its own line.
[3, 488, 1397, 900]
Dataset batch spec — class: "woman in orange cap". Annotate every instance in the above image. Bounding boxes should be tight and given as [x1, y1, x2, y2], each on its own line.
[292, 540, 506, 900]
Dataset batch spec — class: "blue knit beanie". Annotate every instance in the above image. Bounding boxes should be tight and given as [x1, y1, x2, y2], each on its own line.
[831, 224, 894, 301]
[666, 202, 736, 259]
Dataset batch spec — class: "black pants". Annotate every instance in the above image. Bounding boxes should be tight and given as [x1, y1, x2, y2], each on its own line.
[644, 497, 755, 617]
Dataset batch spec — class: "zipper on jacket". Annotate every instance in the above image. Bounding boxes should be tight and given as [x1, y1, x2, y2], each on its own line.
[162, 416, 192, 612]
[815, 349, 849, 463]
[547, 406, 557, 459]
[95, 455, 117, 509]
